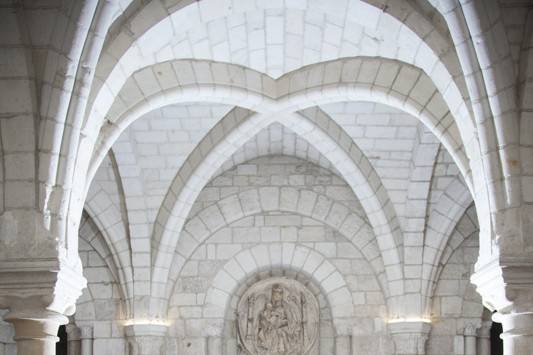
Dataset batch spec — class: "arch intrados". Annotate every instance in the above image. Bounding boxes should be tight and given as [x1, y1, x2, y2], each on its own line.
[87, 0, 465, 142]
[214, 127, 340, 177]
[87, 58, 473, 193]
[81, 207, 132, 311]
[423, 182, 474, 302]
[85, 87, 270, 187]
[150, 109, 402, 289]
[166, 187, 378, 285]
[200, 245, 357, 328]
[100, 0, 455, 81]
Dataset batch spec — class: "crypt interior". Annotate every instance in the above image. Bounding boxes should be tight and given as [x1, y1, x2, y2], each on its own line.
[0, 0, 533, 355]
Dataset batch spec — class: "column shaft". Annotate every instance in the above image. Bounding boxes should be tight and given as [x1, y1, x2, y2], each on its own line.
[66, 324, 81, 355]
[80, 326, 93, 355]
[477, 321, 491, 355]
[495, 312, 533, 355]
[464, 335, 476, 355]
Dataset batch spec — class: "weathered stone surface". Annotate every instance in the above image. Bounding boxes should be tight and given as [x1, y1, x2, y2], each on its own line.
[237, 278, 319, 355]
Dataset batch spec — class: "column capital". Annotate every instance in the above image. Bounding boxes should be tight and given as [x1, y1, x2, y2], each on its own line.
[464, 321, 480, 336]
[79, 325, 93, 339]
[0, 258, 87, 316]
[477, 320, 492, 338]
[471, 256, 533, 313]
[125, 324, 168, 355]
[388, 321, 431, 355]
[65, 324, 81, 341]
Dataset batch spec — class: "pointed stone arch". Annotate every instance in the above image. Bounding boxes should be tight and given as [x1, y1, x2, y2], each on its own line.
[150, 109, 403, 305]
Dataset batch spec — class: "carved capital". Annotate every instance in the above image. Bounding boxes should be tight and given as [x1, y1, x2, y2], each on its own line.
[0, 254, 86, 316]
[80, 325, 93, 340]
[125, 324, 168, 355]
[477, 320, 492, 338]
[471, 256, 533, 314]
[463, 322, 480, 337]
[66, 324, 81, 341]
[388, 321, 431, 355]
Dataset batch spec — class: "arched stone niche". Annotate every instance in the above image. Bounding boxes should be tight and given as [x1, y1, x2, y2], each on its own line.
[236, 277, 320, 355]
[221, 269, 335, 355]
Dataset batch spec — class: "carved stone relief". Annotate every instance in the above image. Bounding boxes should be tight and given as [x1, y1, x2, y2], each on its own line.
[237, 278, 319, 355]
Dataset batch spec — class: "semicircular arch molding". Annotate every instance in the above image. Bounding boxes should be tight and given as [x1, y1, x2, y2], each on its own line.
[162, 186, 384, 303]
[200, 244, 357, 336]
[87, 58, 474, 190]
[90, 0, 465, 128]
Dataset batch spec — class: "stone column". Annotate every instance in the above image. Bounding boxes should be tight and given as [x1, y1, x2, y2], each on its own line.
[0, 251, 87, 355]
[493, 312, 533, 355]
[125, 324, 168, 355]
[335, 334, 351, 355]
[464, 323, 478, 355]
[66, 324, 81, 355]
[471, 257, 533, 355]
[389, 321, 431, 355]
[477, 321, 491, 355]
[80, 326, 93, 355]
[4, 310, 68, 355]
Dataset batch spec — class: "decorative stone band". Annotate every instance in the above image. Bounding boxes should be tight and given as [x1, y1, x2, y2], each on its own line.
[388, 321, 431, 355]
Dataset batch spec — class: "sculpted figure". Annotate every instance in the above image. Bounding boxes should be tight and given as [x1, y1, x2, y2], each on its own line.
[237, 279, 318, 355]
[256, 285, 294, 354]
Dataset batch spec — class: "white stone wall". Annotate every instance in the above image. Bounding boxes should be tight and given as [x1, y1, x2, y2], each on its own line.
[320, 101, 421, 229]
[75, 213, 127, 355]
[2, 1, 533, 355]
[166, 156, 389, 355]
[428, 206, 482, 355]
